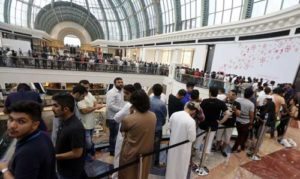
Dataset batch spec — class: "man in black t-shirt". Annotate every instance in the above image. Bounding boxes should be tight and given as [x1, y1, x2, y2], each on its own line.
[0, 101, 56, 179]
[168, 89, 186, 118]
[197, 87, 230, 154]
[216, 90, 241, 156]
[52, 93, 85, 179]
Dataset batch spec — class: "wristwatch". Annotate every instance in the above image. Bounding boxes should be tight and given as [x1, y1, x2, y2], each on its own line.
[1, 168, 8, 174]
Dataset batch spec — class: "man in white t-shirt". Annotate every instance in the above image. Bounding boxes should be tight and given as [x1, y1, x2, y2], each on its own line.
[78, 80, 104, 159]
[256, 87, 272, 107]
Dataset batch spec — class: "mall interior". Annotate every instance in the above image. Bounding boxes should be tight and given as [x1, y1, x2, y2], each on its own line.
[0, 0, 300, 178]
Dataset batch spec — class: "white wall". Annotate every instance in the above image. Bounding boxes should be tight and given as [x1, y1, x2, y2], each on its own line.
[141, 45, 208, 67]
[1, 39, 31, 52]
[144, 49, 156, 62]
[192, 45, 208, 70]
[211, 37, 300, 83]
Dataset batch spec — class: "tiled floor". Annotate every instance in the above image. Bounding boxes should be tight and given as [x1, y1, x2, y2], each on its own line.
[94, 126, 300, 179]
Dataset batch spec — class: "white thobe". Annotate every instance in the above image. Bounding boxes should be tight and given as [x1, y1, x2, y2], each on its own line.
[112, 102, 131, 177]
[166, 111, 196, 179]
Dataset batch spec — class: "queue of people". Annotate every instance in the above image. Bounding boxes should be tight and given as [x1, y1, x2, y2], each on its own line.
[0, 78, 298, 179]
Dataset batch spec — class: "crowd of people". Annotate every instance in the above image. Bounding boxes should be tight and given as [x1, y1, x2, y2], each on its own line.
[176, 66, 280, 94]
[0, 48, 169, 76]
[0, 75, 299, 179]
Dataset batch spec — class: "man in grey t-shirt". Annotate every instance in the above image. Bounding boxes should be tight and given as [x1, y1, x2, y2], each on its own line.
[232, 88, 255, 152]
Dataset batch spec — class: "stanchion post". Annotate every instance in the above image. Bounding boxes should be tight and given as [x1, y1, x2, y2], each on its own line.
[139, 154, 143, 179]
[250, 120, 267, 160]
[195, 128, 211, 176]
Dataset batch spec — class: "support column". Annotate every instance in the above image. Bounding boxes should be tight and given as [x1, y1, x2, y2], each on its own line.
[154, 49, 162, 63]
[169, 49, 182, 78]
[140, 48, 146, 62]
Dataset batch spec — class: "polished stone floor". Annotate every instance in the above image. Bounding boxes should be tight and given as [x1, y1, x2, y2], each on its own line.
[94, 125, 300, 179]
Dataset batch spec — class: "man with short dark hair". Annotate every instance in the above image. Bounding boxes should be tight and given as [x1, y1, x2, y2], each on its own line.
[4, 83, 46, 131]
[0, 101, 56, 179]
[106, 77, 125, 156]
[216, 90, 241, 156]
[51, 85, 88, 144]
[181, 82, 195, 104]
[150, 84, 167, 166]
[232, 88, 255, 152]
[78, 80, 104, 158]
[168, 89, 186, 118]
[198, 87, 230, 154]
[257, 87, 272, 107]
[52, 93, 85, 178]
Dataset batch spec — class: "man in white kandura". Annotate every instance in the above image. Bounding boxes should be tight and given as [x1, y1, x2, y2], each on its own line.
[166, 102, 198, 179]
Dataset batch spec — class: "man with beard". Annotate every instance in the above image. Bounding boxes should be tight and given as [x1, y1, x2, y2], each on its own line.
[106, 77, 125, 156]
[78, 80, 104, 159]
[52, 93, 85, 179]
[51, 85, 88, 144]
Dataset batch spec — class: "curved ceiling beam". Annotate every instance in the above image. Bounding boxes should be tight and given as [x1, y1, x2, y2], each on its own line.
[120, 7, 132, 40]
[34, 1, 104, 40]
[82, 0, 91, 27]
[173, 0, 182, 31]
[4, 0, 12, 23]
[243, 0, 254, 19]
[107, 0, 123, 41]
[41, 12, 101, 40]
[97, 0, 110, 40]
[127, 0, 140, 38]
[138, 0, 150, 36]
[27, 0, 34, 28]
[114, 0, 132, 40]
[153, 0, 163, 34]
[51, 21, 92, 43]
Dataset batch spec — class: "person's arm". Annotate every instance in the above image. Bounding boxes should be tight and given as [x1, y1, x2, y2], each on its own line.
[187, 120, 196, 142]
[0, 162, 14, 179]
[0, 150, 41, 179]
[249, 111, 254, 127]
[217, 102, 230, 124]
[114, 104, 131, 123]
[249, 104, 255, 128]
[79, 104, 104, 114]
[162, 104, 167, 125]
[56, 148, 83, 160]
[218, 110, 231, 124]
[290, 106, 298, 118]
[234, 103, 241, 117]
[106, 93, 123, 113]
[57, 128, 85, 160]
[120, 116, 130, 133]
[281, 103, 288, 116]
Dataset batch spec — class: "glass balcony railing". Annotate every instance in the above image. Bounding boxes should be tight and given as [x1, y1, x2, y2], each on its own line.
[174, 70, 238, 93]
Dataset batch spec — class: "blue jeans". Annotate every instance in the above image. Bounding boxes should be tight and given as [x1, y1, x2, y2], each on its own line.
[85, 129, 95, 157]
[106, 119, 119, 155]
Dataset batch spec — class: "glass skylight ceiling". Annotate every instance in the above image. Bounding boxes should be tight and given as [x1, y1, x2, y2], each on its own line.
[0, 0, 299, 41]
